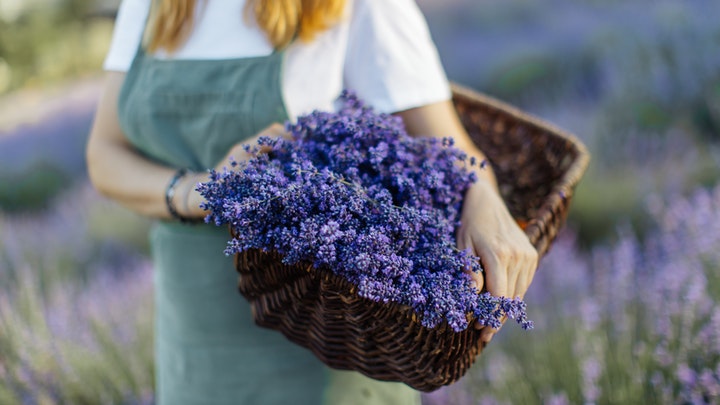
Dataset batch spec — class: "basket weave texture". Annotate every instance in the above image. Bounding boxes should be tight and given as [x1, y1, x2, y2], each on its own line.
[232, 83, 590, 392]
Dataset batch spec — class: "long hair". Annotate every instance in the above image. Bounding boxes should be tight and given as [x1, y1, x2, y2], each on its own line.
[145, 0, 347, 53]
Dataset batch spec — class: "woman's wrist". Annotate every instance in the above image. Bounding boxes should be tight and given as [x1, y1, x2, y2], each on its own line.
[166, 170, 207, 222]
[454, 140, 498, 192]
[166, 168, 188, 221]
[469, 158, 498, 193]
[182, 172, 209, 219]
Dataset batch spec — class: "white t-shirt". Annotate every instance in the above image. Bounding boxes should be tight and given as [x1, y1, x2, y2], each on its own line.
[104, 0, 451, 120]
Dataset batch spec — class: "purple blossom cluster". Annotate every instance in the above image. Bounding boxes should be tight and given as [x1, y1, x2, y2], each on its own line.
[198, 92, 531, 332]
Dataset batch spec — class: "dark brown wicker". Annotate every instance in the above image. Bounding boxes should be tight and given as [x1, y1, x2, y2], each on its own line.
[232, 83, 590, 392]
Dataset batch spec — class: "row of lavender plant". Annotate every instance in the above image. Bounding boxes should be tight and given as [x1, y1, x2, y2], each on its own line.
[0, 187, 154, 404]
[425, 185, 720, 404]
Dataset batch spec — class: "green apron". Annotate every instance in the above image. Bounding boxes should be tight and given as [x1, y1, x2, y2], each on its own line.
[117, 39, 420, 405]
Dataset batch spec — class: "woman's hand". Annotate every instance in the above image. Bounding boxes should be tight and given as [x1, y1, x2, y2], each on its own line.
[180, 123, 291, 219]
[457, 179, 538, 343]
[213, 123, 290, 173]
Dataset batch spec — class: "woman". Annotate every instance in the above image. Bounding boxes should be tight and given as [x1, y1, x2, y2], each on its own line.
[86, 0, 538, 403]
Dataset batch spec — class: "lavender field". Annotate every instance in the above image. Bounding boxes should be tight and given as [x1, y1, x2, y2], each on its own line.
[1, 0, 719, 403]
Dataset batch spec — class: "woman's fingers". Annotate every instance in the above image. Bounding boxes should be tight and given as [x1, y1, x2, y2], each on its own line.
[250, 123, 292, 154]
[475, 249, 508, 338]
[482, 244, 537, 342]
[458, 235, 485, 294]
[474, 241, 538, 343]
[482, 248, 508, 300]
[217, 123, 290, 171]
[510, 242, 538, 300]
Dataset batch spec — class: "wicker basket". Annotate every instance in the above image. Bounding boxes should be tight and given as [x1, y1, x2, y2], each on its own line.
[232, 83, 590, 392]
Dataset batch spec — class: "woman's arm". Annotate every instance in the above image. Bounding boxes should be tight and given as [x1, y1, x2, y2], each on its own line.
[86, 72, 193, 219]
[86, 72, 285, 221]
[395, 100, 538, 343]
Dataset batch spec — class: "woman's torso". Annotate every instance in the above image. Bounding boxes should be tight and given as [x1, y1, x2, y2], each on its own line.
[107, 1, 449, 403]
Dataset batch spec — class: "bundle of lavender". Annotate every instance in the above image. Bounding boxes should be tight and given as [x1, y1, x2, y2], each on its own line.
[198, 92, 531, 334]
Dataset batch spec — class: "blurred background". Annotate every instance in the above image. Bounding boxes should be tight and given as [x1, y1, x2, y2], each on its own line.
[0, 0, 718, 403]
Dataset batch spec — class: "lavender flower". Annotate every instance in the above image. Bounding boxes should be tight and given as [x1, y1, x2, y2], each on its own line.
[198, 91, 531, 333]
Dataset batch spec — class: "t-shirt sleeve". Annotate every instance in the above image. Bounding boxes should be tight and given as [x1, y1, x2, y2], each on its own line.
[343, 0, 451, 114]
[103, 0, 151, 72]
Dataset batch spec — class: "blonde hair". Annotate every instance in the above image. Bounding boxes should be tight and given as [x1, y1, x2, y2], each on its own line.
[145, 0, 347, 53]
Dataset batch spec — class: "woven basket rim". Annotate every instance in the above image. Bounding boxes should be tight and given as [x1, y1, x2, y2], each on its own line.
[450, 82, 591, 188]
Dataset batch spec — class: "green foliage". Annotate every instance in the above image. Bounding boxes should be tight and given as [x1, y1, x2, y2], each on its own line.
[691, 81, 720, 142]
[0, 163, 72, 213]
[483, 51, 599, 105]
[486, 55, 558, 100]
[0, 0, 113, 93]
[468, 324, 585, 403]
[567, 168, 653, 248]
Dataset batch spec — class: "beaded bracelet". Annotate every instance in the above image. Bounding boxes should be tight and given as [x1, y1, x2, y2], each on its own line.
[165, 168, 191, 223]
